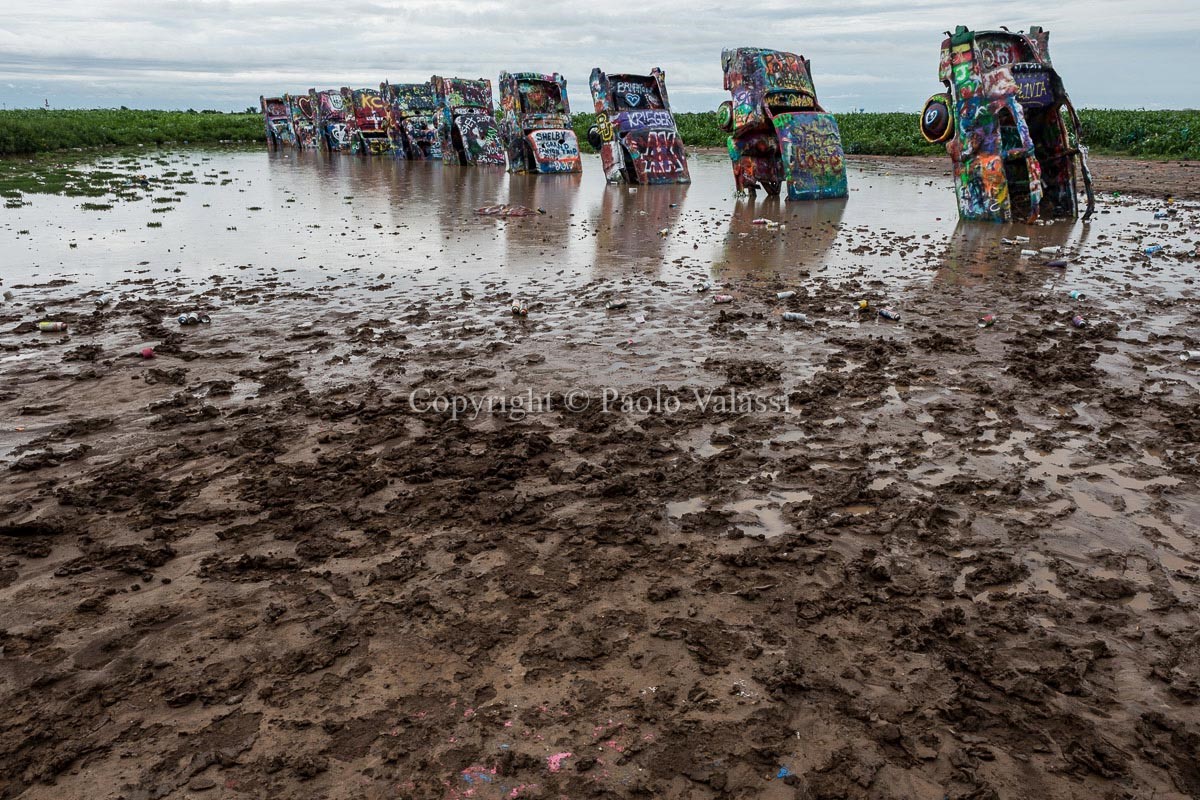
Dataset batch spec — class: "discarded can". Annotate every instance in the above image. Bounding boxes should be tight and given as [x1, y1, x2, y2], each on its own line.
[1145, 245, 1164, 256]
[781, 312, 808, 323]
[37, 321, 68, 332]
[1154, 211, 1170, 220]
[605, 299, 628, 310]
[94, 295, 111, 307]
[1020, 249, 1038, 257]
[713, 294, 735, 304]
[878, 308, 901, 321]
[1040, 246, 1061, 255]
[140, 347, 155, 359]
[978, 314, 996, 328]
[1069, 290, 1086, 300]
[1015, 235, 1030, 243]
[1071, 315, 1087, 328]
[1180, 351, 1200, 363]
[776, 291, 796, 300]
[177, 312, 212, 325]
[1045, 259, 1069, 268]
[853, 299, 870, 312]
[695, 281, 713, 293]
[510, 300, 528, 316]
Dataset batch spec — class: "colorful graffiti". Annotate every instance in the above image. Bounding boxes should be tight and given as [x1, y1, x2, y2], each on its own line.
[498, 72, 582, 174]
[717, 47, 847, 200]
[309, 88, 351, 153]
[259, 96, 296, 149]
[431, 76, 506, 167]
[286, 93, 317, 149]
[381, 81, 442, 160]
[339, 87, 392, 155]
[586, 68, 690, 184]
[922, 25, 1094, 222]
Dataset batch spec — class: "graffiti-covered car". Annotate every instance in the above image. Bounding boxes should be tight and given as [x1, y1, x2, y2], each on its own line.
[921, 25, 1094, 222]
[286, 93, 317, 149]
[717, 48, 848, 200]
[310, 89, 351, 153]
[498, 72, 582, 174]
[260, 96, 296, 149]
[380, 81, 442, 160]
[340, 87, 392, 155]
[431, 77, 506, 166]
[586, 68, 690, 184]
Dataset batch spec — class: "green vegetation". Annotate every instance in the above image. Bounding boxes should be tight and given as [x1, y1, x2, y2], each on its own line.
[0, 109, 263, 156]
[572, 109, 1200, 160]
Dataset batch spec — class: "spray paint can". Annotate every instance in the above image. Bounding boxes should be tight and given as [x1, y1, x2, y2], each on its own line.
[713, 294, 734, 304]
[510, 300, 528, 316]
[1071, 315, 1087, 328]
[878, 308, 901, 321]
[1045, 259, 1069, 268]
[37, 321, 68, 332]
[1180, 351, 1200, 363]
[1069, 290, 1087, 300]
[695, 281, 713, 293]
[1145, 245, 1164, 256]
[605, 299, 628, 310]
[781, 312, 808, 323]
[776, 290, 796, 300]
[978, 314, 996, 328]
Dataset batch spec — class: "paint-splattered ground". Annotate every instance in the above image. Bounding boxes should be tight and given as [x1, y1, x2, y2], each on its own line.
[1, 151, 1199, 800]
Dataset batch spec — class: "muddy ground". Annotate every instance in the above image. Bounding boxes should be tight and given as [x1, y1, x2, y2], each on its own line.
[1, 155, 1199, 800]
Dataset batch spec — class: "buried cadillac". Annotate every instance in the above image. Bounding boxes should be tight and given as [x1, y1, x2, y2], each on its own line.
[586, 68, 690, 184]
[921, 25, 1095, 223]
[380, 81, 442, 160]
[259, 96, 296, 149]
[309, 88, 351, 153]
[286, 93, 318, 150]
[431, 76, 506, 166]
[340, 87, 392, 155]
[498, 72, 582, 174]
[717, 47, 848, 200]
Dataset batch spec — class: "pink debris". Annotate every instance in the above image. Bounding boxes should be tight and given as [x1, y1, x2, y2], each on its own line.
[475, 204, 536, 218]
[546, 752, 572, 772]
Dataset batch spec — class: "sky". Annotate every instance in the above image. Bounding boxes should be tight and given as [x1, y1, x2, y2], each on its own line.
[1, 0, 1197, 113]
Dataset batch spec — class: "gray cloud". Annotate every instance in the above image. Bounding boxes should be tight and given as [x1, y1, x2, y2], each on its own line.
[1, 0, 1196, 111]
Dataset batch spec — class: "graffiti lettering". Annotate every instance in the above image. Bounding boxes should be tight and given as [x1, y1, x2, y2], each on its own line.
[531, 130, 579, 160]
[624, 110, 674, 130]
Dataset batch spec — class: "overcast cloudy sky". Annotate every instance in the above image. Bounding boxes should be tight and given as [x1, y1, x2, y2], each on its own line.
[1, 0, 1197, 113]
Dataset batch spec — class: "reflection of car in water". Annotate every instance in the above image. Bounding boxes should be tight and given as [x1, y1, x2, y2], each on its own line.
[309, 89, 352, 153]
[921, 25, 1095, 223]
[339, 87, 392, 155]
[716, 195, 846, 279]
[498, 72, 582, 174]
[431, 76, 506, 166]
[717, 47, 848, 201]
[259, 96, 296, 149]
[286, 93, 317, 149]
[380, 81, 442, 160]
[586, 68, 690, 185]
[592, 181, 689, 273]
[935, 216, 1085, 286]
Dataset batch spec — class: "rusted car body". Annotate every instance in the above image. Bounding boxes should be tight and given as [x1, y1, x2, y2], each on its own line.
[286, 93, 318, 149]
[309, 89, 352, 153]
[339, 87, 392, 155]
[586, 68, 690, 184]
[498, 72, 582, 174]
[380, 81, 442, 160]
[717, 48, 848, 200]
[431, 77, 506, 166]
[260, 96, 295, 149]
[921, 25, 1094, 222]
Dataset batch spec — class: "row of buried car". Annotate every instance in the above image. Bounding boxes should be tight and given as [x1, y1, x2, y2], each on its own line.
[260, 26, 1094, 223]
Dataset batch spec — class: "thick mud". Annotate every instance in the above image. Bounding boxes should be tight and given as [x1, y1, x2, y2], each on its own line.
[1, 150, 1199, 800]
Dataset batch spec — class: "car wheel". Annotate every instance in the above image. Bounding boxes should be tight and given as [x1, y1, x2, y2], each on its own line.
[586, 126, 602, 150]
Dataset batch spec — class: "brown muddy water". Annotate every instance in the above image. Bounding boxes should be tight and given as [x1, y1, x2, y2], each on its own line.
[1, 147, 1200, 800]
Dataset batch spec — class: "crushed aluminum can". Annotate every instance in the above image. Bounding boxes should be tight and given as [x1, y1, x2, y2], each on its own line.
[853, 299, 870, 312]
[781, 312, 808, 323]
[605, 299, 628, 310]
[1144, 244, 1164, 256]
[978, 314, 996, 328]
[37, 321, 68, 332]
[1071, 315, 1087, 328]
[878, 308, 901, 321]
[1154, 211, 1170, 220]
[776, 290, 796, 300]
[712, 294, 735, 304]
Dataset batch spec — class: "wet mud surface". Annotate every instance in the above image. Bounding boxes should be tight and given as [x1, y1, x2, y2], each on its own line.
[1, 150, 1200, 799]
